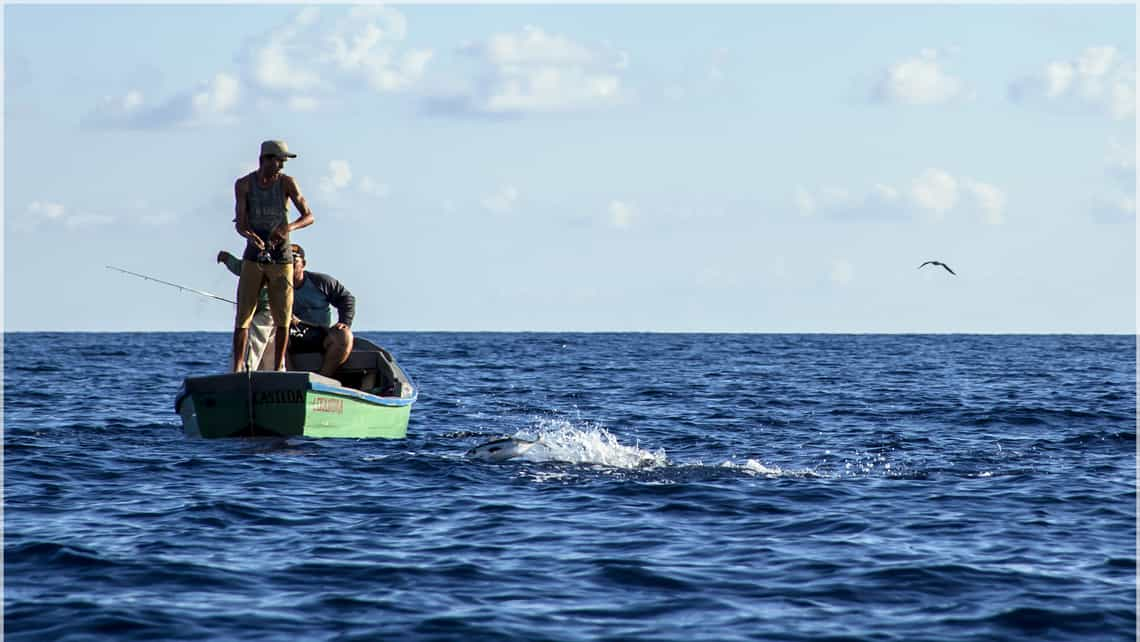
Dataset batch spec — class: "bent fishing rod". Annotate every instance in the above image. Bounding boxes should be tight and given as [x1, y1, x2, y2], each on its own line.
[106, 265, 236, 304]
[105, 265, 319, 328]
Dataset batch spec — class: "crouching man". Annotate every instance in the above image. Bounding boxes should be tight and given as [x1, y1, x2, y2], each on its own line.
[287, 244, 355, 377]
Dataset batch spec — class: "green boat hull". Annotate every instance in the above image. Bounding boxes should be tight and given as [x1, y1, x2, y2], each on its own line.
[176, 371, 414, 439]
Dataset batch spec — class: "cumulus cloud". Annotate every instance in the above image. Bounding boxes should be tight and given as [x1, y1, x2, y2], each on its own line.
[320, 160, 354, 193]
[21, 200, 115, 230]
[1092, 138, 1137, 222]
[910, 170, 1005, 224]
[1106, 137, 1137, 188]
[358, 176, 391, 198]
[238, 5, 432, 110]
[481, 185, 519, 213]
[139, 211, 178, 226]
[27, 200, 66, 221]
[316, 161, 391, 202]
[425, 25, 629, 116]
[793, 183, 905, 220]
[871, 49, 969, 105]
[608, 200, 637, 228]
[65, 213, 116, 228]
[795, 169, 1007, 224]
[961, 178, 1007, 225]
[83, 73, 240, 129]
[1096, 194, 1136, 218]
[288, 96, 321, 112]
[910, 168, 959, 216]
[1009, 46, 1136, 120]
[830, 260, 855, 285]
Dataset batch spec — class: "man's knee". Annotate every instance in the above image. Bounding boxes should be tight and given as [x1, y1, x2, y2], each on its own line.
[326, 326, 352, 350]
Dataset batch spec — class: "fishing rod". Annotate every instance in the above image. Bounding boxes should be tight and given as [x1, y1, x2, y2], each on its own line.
[106, 265, 236, 304]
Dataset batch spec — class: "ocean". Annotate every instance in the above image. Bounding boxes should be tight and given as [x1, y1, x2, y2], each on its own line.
[4, 332, 1136, 641]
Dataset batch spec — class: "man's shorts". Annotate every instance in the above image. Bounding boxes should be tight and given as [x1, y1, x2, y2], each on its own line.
[289, 324, 328, 354]
[236, 261, 293, 329]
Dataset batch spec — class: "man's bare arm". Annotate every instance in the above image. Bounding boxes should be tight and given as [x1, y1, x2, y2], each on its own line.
[271, 176, 315, 244]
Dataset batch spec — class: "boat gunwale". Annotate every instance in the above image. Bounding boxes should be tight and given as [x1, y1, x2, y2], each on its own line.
[174, 374, 418, 413]
[309, 380, 418, 407]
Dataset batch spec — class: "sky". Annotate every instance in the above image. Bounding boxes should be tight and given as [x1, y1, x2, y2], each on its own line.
[4, 3, 1137, 333]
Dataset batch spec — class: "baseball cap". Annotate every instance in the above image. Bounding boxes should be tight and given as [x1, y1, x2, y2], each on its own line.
[260, 140, 298, 159]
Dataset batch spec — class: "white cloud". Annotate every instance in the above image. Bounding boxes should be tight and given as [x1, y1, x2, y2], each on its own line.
[1110, 195, 1135, 215]
[608, 200, 637, 228]
[320, 160, 354, 193]
[794, 186, 816, 217]
[83, 7, 430, 126]
[830, 259, 855, 285]
[909, 169, 1009, 224]
[428, 25, 629, 115]
[910, 168, 959, 216]
[1091, 193, 1137, 223]
[239, 6, 432, 108]
[358, 176, 391, 198]
[872, 49, 968, 105]
[84, 73, 240, 129]
[481, 185, 519, 213]
[191, 73, 240, 116]
[796, 169, 1006, 224]
[288, 96, 321, 112]
[140, 211, 178, 226]
[793, 182, 903, 220]
[1010, 46, 1136, 120]
[22, 200, 115, 229]
[1106, 138, 1137, 187]
[961, 179, 1006, 225]
[1094, 138, 1137, 222]
[28, 200, 66, 220]
[478, 26, 597, 66]
[64, 213, 115, 228]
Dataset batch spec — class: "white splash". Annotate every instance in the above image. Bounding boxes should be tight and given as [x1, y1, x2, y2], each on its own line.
[511, 419, 667, 469]
[714, 458, 822, 478]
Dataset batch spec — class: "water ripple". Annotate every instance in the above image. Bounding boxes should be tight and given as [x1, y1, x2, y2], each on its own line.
[4, 332, 1135, 641]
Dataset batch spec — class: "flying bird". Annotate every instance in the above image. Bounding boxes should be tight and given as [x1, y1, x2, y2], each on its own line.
[918, 261, 956, 275]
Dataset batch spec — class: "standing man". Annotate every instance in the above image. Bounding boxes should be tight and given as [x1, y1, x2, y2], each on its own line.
[217, 250, 274, 370]
[287, 244, 355, 377]
[232, 140, 315, 372]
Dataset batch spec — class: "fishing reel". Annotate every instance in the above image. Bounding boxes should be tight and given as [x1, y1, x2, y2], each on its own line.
[256, 248, 273, 264]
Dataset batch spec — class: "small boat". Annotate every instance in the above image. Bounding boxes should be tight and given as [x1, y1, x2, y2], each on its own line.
[175, 337, 417, 439]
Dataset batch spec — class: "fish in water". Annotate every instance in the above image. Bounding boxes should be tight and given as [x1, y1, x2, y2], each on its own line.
[466, 437, 540, 462]
[918, 260, 956, 275]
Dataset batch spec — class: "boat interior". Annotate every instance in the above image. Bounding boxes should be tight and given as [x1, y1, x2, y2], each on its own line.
[288, 338, 414, 399]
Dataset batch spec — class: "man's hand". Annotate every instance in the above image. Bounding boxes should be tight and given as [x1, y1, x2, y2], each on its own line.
[269, 223, 290, 247]
[333, 322, 350, 332]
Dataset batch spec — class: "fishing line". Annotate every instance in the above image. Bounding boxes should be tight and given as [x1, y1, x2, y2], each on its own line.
[108, 264, 258, 427]
[105, 265, 236, 304]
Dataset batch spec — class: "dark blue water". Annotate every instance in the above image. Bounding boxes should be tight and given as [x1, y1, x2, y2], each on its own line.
[5, 333, 1136, 641]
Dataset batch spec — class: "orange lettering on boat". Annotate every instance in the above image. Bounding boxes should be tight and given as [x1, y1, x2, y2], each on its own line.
[312, 397, 344, 414]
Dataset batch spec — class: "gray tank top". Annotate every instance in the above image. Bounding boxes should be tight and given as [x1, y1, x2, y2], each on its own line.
[242, 172, 294, 264]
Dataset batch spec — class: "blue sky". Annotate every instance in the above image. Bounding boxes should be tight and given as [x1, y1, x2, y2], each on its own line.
[5, 4, 1136, 332]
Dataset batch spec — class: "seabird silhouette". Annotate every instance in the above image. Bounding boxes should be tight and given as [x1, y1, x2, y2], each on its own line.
[918, 261, 956, 275]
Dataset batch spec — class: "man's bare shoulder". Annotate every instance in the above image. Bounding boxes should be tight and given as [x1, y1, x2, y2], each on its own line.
[235, 173, 253, 191]
[281, 173, 302, 194]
